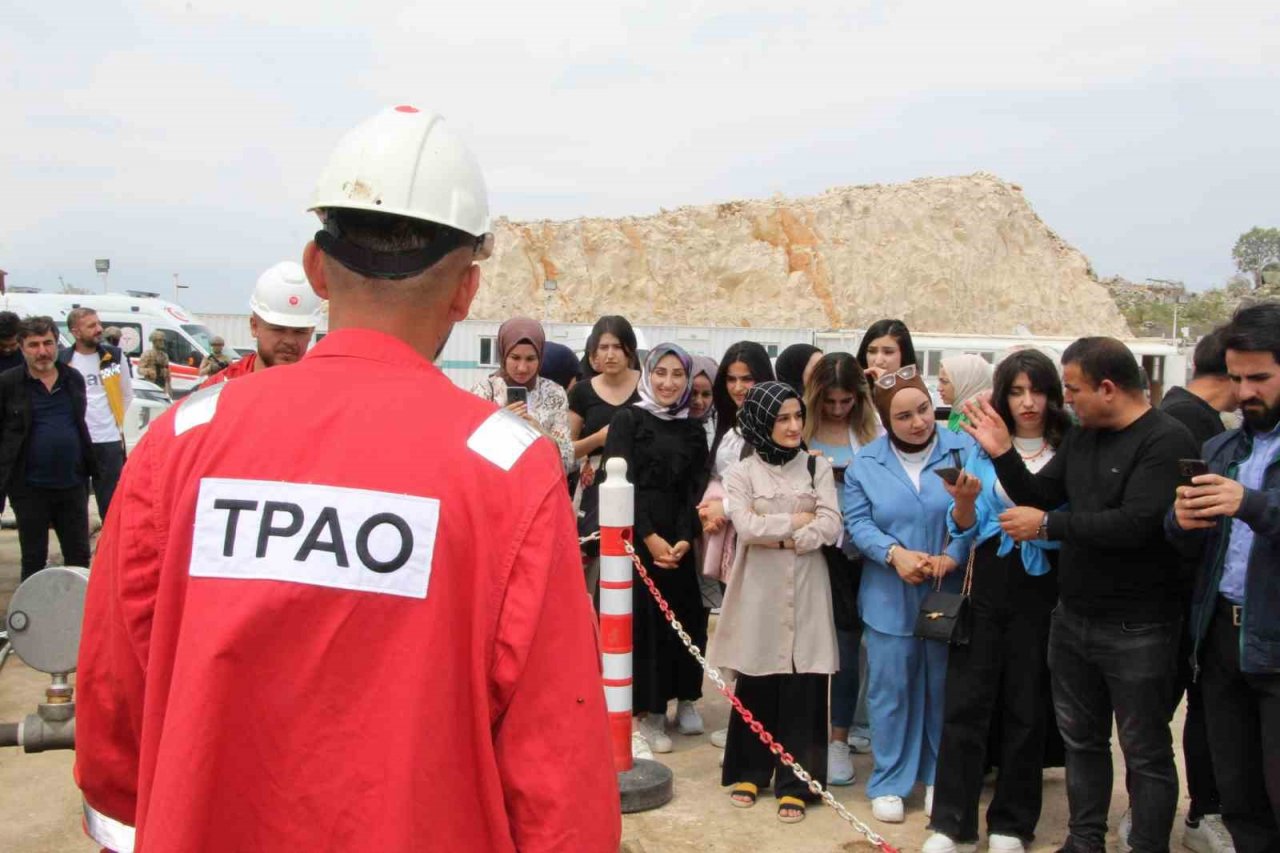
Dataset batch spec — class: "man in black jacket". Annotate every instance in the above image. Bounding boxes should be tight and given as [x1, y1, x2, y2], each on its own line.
[1168, 302, 1280, 853]
[963, 337, 1197, 853]
[0, 316, 95, 579]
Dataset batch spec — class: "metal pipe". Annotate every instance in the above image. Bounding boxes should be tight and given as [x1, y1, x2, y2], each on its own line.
[0, 721, 18, 748]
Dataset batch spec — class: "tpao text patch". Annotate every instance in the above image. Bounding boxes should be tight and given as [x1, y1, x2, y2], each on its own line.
[190, 478, 440, 599]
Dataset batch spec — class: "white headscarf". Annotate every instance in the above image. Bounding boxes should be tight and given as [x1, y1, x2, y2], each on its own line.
[942, 354, 994, 406]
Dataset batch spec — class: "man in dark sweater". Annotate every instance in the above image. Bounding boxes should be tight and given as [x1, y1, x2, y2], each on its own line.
[1158, 326, 1236, 852]
[1163, 327, 1237, 450]
[962, 337, 1197, 853]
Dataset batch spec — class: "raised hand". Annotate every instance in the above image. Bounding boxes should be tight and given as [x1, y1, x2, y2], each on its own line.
[959, 396, 1013, 457]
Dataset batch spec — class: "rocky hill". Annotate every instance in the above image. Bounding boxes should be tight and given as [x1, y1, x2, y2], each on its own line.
[474, 172, 1129, 336]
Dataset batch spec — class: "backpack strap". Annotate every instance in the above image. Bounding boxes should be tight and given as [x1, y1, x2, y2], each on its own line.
[807, 453, 817, 487]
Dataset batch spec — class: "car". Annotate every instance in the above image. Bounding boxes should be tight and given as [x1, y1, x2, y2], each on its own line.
[124, 378, 173, 447]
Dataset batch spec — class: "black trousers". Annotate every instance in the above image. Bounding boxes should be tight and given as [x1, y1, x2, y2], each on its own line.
[1050, 604, 1180, 853]
[1200, 598, 1280, 853]
[929, 538, 1057, 844]
[89, 440, 125, 521]
[10, 484, 92, 581]
[722, 672, 828, 802]
[1175, 621, 1221, 821]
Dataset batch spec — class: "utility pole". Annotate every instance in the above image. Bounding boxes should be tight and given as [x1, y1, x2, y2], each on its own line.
[173, 273, 189, 303]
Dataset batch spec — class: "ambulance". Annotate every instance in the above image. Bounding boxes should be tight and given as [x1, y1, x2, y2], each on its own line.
[0, 289, 216, 395]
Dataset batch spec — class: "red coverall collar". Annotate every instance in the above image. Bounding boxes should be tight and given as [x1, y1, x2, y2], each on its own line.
[306, 328, 446, 373]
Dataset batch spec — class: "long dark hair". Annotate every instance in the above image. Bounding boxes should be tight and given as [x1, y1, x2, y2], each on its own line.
[580, 315, 639, 377]
[856, 319, 917, 370]
[710, 341, 775, 459]
[992, 349, 1071, 449]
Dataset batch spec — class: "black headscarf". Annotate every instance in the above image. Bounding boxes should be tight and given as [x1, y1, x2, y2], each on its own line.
[539, 341, 582, 390]
[738, 381, 806, 466]
[774, 344, 820, 395]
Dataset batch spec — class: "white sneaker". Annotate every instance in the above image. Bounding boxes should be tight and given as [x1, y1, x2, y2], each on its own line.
[926, 784, 935, 818]
[637, 715, 672, 753]
[923, 833, 976, 853]
[630, 729, 654, 761]
[710, 727, 728, 748]
[987, 833, 1025, 853]
[1183, 815, 1236, 853]
[828, 741, 856, 786]
[1118, 808, 1133, 853]
[848, 733, 873, 754]
[872, 795, 905, 823]
[676, 700, 704, 735]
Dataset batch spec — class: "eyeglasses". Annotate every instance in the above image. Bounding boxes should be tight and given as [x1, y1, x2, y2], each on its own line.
[874, 364, 919, 390]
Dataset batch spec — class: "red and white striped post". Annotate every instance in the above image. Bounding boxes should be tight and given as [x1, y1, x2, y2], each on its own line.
[598, 457, 635, 773]
[598, 457, 673, 812]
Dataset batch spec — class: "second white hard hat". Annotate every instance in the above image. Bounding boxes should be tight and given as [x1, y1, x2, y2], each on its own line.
[250, 262, 323, 328]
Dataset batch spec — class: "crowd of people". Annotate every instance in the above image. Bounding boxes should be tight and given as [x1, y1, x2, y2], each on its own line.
[465, 304, 1278, 851]
[3, 106, 1269, 853]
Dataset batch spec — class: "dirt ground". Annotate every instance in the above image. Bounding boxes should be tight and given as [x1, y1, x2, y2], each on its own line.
[0, 520, 1190, 853]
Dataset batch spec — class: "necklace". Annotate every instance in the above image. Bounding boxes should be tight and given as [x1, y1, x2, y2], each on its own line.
[1013, 435, 1048, 462]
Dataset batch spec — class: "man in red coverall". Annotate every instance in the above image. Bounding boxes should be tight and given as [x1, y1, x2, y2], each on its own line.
[198, 260, 323, 388]
[75, 105, 622, 853]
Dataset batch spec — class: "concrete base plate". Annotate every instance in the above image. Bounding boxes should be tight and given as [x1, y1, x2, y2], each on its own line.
[619, 758, 674, 813]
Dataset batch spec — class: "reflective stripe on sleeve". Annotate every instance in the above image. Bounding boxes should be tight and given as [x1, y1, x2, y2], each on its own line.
[83, 800, 136, 853]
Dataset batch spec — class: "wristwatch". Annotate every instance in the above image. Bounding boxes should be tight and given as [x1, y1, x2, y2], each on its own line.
[1037, 514, 1050, 541]
[886, 544, 899, 566]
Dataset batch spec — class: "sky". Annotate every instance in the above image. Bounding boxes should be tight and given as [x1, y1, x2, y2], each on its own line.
[2, 0, 1277, 315]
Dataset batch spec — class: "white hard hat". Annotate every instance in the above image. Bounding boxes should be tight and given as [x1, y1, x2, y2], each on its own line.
[309, 105, 493, 278]
[250, 261, 323, 328]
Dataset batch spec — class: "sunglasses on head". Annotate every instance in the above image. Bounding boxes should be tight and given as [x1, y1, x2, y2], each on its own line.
[874, 364, 919, 390]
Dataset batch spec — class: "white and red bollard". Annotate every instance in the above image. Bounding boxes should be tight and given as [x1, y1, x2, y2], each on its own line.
[597, 457, 673, 812]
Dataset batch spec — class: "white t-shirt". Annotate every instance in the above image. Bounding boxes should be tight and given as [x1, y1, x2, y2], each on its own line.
[892, 438, 937, 491]
[995, 436, 1057, 505]
[69, 350, 132, 444]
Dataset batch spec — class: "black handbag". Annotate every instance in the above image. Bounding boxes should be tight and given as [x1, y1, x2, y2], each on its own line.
[913, 543, 975, 646]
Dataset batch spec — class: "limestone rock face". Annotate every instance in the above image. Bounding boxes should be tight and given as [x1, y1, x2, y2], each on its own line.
[475, 173, 1129, 336]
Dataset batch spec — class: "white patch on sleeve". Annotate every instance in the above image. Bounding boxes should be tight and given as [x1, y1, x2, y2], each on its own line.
[190, 478, 440, 599]
[174, 382, 226, 435]
[466, 409, 540, 471]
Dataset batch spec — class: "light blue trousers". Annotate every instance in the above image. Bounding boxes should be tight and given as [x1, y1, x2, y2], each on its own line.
[863, 626, 950, 799]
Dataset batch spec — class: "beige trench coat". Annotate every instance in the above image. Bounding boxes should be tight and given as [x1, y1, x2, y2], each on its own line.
[707, 451, 842, 677]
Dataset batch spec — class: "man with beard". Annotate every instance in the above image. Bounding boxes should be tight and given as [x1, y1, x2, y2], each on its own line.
[0, 316, 95, 578]
[1168, 301, 1280, 853]
[60, 307, 133, 520]
[198, 261, 322, 388]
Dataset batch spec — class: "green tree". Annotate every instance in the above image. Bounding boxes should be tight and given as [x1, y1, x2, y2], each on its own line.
[1232, 227, 1280, 289]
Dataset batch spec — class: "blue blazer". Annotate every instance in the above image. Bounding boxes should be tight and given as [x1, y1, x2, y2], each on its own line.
[843, 430, 974, 636]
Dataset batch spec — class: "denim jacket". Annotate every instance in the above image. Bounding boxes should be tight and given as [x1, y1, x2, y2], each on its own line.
[843, 430, 974, 636]
[1165, 427, 1280, 675]
[946, 448, 1061, 576]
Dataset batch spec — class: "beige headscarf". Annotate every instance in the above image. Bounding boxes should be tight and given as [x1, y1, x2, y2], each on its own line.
[941, 354, 994, 406]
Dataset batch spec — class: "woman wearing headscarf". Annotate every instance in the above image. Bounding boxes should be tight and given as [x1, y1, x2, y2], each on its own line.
[843, 365, 974, 824]
[602, 344, 710, 757]
[709, 381, 842, 824]
[689, 355, 719, 448]
[937, 354, 994, 410]
[774, 343, 823, 396]
[469, 317, 573, 473]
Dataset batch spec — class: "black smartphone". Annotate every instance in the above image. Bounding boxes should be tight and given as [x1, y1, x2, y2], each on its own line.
[505, 386, 529, 407]
[832, 465, 848, 485]
[1178, 458, 1209, 485]
[933, 467, 962, 486]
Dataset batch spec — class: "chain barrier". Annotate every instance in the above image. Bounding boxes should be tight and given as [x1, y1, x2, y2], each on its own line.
[619, 539, 899, 853]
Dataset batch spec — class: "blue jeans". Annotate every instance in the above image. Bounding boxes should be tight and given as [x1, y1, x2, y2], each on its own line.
[1049, 604, 1180, 853]
[832, 627, 862, 729]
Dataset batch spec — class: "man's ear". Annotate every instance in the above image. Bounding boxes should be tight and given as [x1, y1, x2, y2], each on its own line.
[1097, 378, 1117, 401]
[446, 263, 482, 324]
[302, 241, 330, 301]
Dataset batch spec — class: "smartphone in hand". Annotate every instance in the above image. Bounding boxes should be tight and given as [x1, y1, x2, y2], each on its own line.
[933, 467, 962, 486]
[505, 386, 529, 407]
[1178, 458, 1209, 486]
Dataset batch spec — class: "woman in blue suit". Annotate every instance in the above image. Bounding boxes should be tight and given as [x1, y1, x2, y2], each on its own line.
[844, 365, 974, 824]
